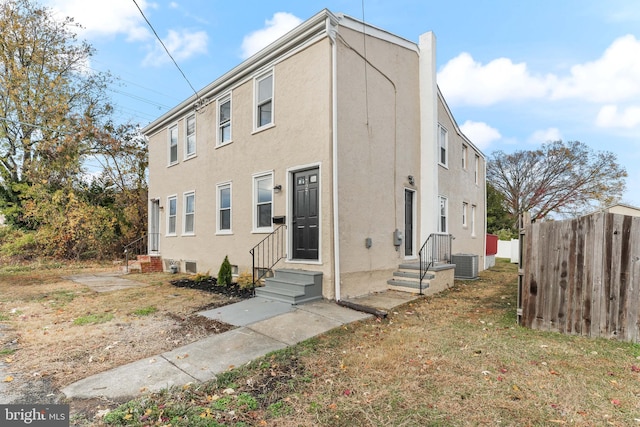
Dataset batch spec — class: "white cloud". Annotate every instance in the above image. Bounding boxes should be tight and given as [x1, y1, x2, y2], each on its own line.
[437, 53, 553, 106]
[241, 12, 303, 59]
[438, 35, 640, 113]
[596, 105, 640, 129]
[459, 120, 501, 150]
[551, 35, 640, 103]
[528, 128, 562, 144]
[142, 29, 208, 67]
[45, 0, 154, 41]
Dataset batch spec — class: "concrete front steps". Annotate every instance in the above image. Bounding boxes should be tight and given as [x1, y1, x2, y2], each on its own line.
[255, 269, 323, 305]
[123, 255, 163, 273]
[387, 262, 455, 295]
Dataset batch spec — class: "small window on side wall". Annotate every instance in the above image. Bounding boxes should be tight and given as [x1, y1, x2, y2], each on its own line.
[217, 182, 232, 233]
[185, 115, 196, 158]
[218, 96, 231, 145]
[438, 196, 448, 233]
[169, 125, 178, 165]
[438, 125, 448, 167]
[167, 196, 177, 235]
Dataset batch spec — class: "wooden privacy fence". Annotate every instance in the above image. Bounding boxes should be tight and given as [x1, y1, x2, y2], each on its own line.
[518, 212, 640, 342]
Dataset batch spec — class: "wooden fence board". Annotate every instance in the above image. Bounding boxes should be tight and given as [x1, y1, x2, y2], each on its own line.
[521, 212, 640, 343]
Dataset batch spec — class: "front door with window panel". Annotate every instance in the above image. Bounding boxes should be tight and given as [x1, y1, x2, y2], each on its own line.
[292, 168, 319, 260]
[404, 189, 415, 257]
[149, 199, 160, 253]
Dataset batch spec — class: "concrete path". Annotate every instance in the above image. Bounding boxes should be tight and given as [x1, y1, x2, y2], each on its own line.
[64, 272, 149, 292]
[62, 291, 418, 401]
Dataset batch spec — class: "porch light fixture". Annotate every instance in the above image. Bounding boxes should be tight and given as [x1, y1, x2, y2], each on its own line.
[408, 175, 415, 186]
[273, 184, 282, 192]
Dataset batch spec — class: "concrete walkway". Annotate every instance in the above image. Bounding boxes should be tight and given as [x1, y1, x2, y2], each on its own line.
[64, 272, 149, 293]
[62, 291, 418, 401]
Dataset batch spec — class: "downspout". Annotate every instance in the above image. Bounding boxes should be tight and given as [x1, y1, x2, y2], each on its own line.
[329, 21, 341, 301]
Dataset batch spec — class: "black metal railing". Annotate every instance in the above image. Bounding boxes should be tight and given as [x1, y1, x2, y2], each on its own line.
[418, 233, 452, 294]
[250, 225, 287, 287]
[123, 233, 159, 273]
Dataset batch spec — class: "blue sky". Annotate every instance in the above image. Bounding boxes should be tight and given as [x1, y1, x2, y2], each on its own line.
[44, 0, 640, 207]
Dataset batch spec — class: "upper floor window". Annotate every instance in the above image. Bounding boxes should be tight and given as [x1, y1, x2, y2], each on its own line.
[462, 144, 468, 169]
[183, 191, 195, 235]
[218, 95, 231, 145]
[438, 196, 448, 233]
[217, 182, 232, 233]
[462, 202, 468, 227]
[254, 173, 273, 231]
[167, 196, 177, 235]
[169, 125, 178, 165]
[438, 125, 448, 167]
[474, 154, 480, 184]
[256, 72, 273, 129]
[185, 115, 196, 158]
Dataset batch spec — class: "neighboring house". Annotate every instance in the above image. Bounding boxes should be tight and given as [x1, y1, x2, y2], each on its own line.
[143, 9, 486, 301]
[601, 203, 640, 217]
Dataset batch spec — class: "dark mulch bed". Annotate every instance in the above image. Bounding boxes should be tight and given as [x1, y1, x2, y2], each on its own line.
[170, 277, 255, 299]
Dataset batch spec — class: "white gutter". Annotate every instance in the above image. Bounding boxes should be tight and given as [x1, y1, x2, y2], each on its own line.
[329, 19, 341, 301]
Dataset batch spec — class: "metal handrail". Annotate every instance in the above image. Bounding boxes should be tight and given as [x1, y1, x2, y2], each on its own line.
[249, 225, 287, 287]
[418, 233, 452, 294]
[123, 233, 159, 273]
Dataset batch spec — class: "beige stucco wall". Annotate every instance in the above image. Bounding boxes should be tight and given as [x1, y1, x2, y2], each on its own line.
[147, 38, 336, 294]
[436, 99, 487, 271]
[334, 26, 422, 298]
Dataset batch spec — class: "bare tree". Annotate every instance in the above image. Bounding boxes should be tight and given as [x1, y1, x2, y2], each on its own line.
[487, 140, 627, 222]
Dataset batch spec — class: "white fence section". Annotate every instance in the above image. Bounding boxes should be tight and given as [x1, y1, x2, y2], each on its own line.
[497, 239, 519, 263]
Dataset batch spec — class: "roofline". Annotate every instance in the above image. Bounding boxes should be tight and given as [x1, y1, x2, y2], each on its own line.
[143, 9, 339, 136]
[437, 87, 486, 159]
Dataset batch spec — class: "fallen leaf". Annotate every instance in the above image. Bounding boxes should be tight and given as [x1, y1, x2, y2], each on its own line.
[176, 353, 189, 359]
[611, 399, 621, 406]
[631, 365, 640, 373]
[223, 388, 235, 395]
[4, 358, 13, 363]
[3, 376, 13, 382]
[343, 389, 351, 396]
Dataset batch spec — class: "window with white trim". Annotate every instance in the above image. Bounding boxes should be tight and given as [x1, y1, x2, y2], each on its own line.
[438, 125, 448, 167]
[253, 173, 273, 231]
[183, 191, 195, 235]
[217, 182, 232, 233]
[167, 196, 177, 235]
[471, 204, 477, 236]
[474, 154, 480, 184]
[218, 95, 231, 145]
[255, 72, 273, 129]
[169, 125, 178, 165]
[438, 196, 448, 233]
[462, 202, 468, 227]
[462, 144, 468, 169]
[185, 115, 196, 158]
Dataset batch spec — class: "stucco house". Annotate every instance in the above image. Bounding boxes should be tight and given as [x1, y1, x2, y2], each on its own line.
[142, 9, 486, 302]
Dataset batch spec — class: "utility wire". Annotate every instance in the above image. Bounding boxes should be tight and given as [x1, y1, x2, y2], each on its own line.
[131, 0, 201, 105]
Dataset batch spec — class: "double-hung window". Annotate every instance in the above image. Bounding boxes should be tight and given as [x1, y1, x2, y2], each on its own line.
[167, 196, 177, 235]
[217, 182, 232, 233]
[471, 205, 477, 236]
[438, 125, 448, 167]
[438, 196, 448, 233]
[218, 95, 231, 145]
[169, 125, 178, 165]
[462, 144, 468, 169]
[474, 154, 480, 184]
[185, 115, 196, 158]
[256, 72, 273, 129]
[462, 202, 468, 227]
[183, 192, 195, 235]
[254, 173, 273, 231]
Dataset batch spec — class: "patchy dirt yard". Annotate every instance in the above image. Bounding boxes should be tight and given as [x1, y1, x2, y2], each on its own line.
[0, 264, 246, 407]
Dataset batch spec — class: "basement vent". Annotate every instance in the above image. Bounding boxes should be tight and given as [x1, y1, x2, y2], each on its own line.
[185, 262, 197, 274]
[164, 259, 179, 273]
[451, 254, 479, 280]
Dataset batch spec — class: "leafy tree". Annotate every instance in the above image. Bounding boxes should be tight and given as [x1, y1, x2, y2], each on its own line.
[487, 140, 627, 222]
[0, 0, 112, 227]
[486, 182, 517, 238]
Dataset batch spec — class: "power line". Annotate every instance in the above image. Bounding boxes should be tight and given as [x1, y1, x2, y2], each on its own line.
[131, 0, 201, 105]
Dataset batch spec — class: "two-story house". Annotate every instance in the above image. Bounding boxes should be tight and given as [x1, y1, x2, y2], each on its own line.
[143, 9, 486, 302]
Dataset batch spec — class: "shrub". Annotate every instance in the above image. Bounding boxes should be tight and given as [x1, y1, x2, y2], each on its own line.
[217, 255, 232, 286]
[236, 270, 254, 289]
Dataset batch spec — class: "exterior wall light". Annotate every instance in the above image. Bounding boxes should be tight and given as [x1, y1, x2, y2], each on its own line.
[408, 175, 415, 186]
[273, 184, 282, 192]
